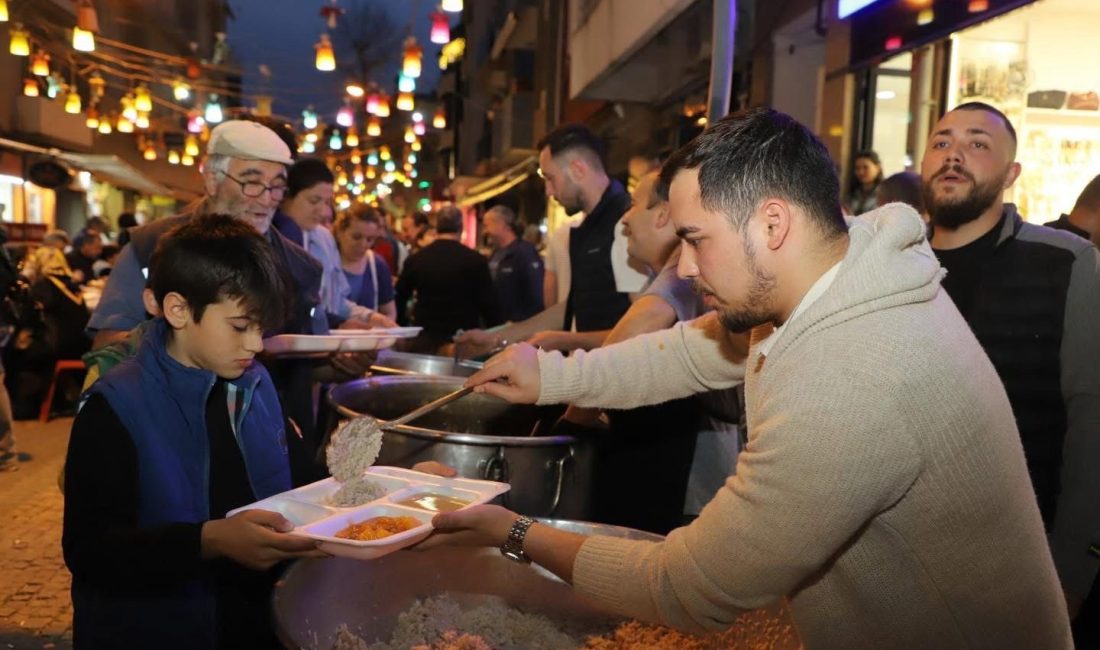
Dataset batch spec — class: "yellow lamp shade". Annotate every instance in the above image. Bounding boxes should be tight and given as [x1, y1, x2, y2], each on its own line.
[97, 118, 112, 134]
[0, 0, 9, 22]
[315, 34, 335, 71]
[402, 40, 422, 79]
[85, 107, 99, 129]
[181, 154, 195, 166]
[143, 145, 157, 161]
[376, 93, 391, 117]
[22, 77, 38, 97]
[433, 107, 446, 129]
[10, 25, 29, 56]
[134, 84, 153, 112]
[72, 27, 95, 52]
[31, 51, 50, 76]
[346, 130, 360, 147]
[185, 135, 200, 157]
[404, 125, 415, 143]
[442, 0, 463, 13]
[396, 91, 414, 112]
[168, 150, 180, 165]
[366, 117, 381, 137]
[135, 112, 150, 130]
[65, 91, 82, 114]
[116, 115, 134, 133]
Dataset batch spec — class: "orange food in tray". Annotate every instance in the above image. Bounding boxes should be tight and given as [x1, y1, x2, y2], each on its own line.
[334, 515, 422, 541]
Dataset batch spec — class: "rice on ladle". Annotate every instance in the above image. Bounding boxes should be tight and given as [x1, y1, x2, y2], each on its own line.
[326, 418, 387, 506]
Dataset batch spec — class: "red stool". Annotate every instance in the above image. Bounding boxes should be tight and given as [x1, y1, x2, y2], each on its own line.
[39, 359, 86, 423]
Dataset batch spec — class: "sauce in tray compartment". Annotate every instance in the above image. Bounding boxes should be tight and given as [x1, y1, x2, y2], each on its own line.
[335, 515, 421, 541]
[395, 493, 473, 513]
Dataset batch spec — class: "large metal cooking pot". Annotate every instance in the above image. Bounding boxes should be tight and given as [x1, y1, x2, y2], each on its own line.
[273, 520, 655, 649]
[327, 376, 592, 519]
[370, 349, 484, 378]
[273, 520, 797, 649]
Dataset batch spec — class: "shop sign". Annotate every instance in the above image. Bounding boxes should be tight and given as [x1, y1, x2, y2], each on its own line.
[848, 0, 1036, 68]
[838, 0, 887, 19]
[27, 159, 71, 189]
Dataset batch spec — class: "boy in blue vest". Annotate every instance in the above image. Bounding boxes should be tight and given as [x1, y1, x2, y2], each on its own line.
[62, 214, 326, 649]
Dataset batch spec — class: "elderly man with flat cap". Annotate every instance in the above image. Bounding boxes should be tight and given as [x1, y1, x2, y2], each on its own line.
[86, 120, 329, 484]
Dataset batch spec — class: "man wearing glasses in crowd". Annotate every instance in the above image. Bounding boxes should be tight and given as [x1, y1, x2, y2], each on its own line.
[86, 120, 328, 484]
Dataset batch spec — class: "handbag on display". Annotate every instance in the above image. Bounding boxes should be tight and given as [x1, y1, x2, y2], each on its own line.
[1026, 90, 1066, 109]
[1067, 91, 1099, 111]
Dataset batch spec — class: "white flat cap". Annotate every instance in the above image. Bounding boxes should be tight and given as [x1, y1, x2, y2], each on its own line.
[207, 120, 294, 166]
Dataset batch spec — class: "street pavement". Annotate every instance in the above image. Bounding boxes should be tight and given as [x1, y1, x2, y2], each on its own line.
[0, 417, 74, 650]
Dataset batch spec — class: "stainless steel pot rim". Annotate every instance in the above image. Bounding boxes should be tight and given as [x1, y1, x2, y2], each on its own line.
[330, 403, 578, 447]
[328, 376, 579, 447]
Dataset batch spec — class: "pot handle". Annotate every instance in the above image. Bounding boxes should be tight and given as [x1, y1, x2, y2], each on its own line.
[483, 447, 508, 483]
[548, 447, 574, 515]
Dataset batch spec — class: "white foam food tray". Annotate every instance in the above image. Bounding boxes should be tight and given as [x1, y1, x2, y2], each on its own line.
[227, 466, 510, 560]
[263, 327, 422, 354]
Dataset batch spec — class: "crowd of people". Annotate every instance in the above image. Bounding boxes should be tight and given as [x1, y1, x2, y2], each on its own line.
[0, 101, 1095, 648]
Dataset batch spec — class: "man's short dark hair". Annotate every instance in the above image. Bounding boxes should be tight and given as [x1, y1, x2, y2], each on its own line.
[1072, 173, 1100, 213]
[150, 213, 288, 331]
[434, 205, 463, 234]
[117, 212, 138, 230]
[486, 205, 521, 235]
[660, 107, 846, 239]
[287, 158, 335, 198]
[876, 172, 925, 213]
[537, 123, 607, 171]
[951, 101, 1018, 146]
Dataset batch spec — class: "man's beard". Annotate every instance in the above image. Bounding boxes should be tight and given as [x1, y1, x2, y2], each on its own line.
[923, 164, 1006, 229]
[697, 236, 778, 333]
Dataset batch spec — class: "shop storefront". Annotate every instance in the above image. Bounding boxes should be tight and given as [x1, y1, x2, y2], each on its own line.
[840, 0, 1100, 222]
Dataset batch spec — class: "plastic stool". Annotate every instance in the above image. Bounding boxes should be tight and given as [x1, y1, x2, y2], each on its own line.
[39, 359, 86, 423]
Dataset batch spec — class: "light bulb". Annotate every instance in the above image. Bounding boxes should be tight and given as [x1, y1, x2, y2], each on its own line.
[185, 135, 200, 157]
[303, 108, 318, 129]
[22, 77, 38, 97]
[116, 115, 134, 133]
[168, 150, 181, 165]
[65, 91, 82, 114]
[336, 105, 353, 127]
[346, 81, 364, 98]
[31, 51, 49, 76]
[205, 97, 223, 123]
[366, 117, 381, 137]
[98, 119, 112, 134]
[9, 24, 29, 56]
[173, 79, 191, 101]
[315, 34, 336, 71]
[430, 11, 450, 44]
[346, 130, 359, 147]
[135, 112, 150, 129]
[134, 84, 153, 112]
[398, 74, 415, 93]
[442, 0, 462, 14]
[396, 91, 414, 112]
[433, 107, 446, 129]
[143, 145, 157, 161]
[72, 27, 95, 53]
[182, 153, 195, 166]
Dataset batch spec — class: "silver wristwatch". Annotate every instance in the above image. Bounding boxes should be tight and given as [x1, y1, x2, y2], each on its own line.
[500, 515, 536, 563]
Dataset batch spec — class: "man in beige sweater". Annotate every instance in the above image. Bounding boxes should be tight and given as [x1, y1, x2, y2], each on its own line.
[421, 108, 1071, 648]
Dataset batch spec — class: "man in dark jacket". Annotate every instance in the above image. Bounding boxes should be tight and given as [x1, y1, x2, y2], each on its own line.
[484, 205, 544, 322]
[921, 102, 1100, 645]
[1045, 173, 1100, 247]
[396, 206, 499, 353]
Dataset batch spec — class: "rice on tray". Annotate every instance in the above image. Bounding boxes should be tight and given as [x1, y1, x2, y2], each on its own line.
[331, 594, 797, 650]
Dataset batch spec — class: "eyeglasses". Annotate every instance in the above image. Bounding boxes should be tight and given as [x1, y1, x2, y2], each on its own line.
[223, 173, 288, 200]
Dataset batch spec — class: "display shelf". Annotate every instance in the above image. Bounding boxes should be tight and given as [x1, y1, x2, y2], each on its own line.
[1024, 106, 1100, 127]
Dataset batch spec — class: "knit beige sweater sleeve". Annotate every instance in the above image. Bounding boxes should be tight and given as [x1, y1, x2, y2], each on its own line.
[536, 311, 747, 408]
[570, 340, 922, 632]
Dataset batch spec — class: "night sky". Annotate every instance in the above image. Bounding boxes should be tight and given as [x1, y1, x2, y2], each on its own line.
[227, 0, 453, 127]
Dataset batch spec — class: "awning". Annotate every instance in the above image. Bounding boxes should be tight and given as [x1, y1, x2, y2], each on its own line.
[0, 137, 171, 196]
[59, 153, 171, 197]
[455, 156, 536, 208]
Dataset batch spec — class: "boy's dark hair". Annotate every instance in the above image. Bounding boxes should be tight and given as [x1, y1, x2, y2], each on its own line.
[660, 107, 846, 240]
[952, 101, 1018, 146]
[287, 158, 335, 198]
[149, 214, 288, 330]
[537, 123, 607, 172]
[434, 205, 463, 234]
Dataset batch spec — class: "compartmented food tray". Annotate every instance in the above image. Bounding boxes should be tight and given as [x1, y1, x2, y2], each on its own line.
[227, 466, 510, 560]
[263, 327, 422, 354]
